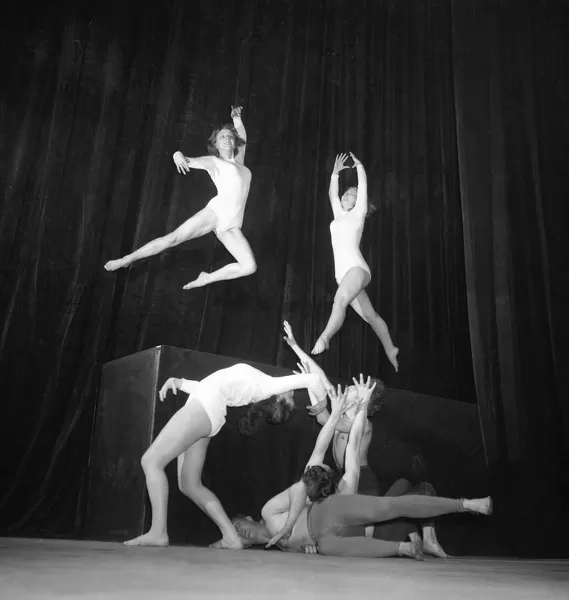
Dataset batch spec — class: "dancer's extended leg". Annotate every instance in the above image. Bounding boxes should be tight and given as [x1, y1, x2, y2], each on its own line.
[183, 227, 257, 290]
[178, 438, 243, 550]
[312, 494, 491, 559]
[313, 494, 491, 533]
[312, 267, 370, 354]
[104, 207, 218, 271]
[351, 290, 399, 371]
[124, 400, 212, 547]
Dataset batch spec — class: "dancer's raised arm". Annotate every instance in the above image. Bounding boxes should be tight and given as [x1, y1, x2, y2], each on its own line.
[282, 320, 335, 426]
[231, 105, 247, 164]
[350, 152, 368, 218]
[283, 321, 333, 393]
[263, 386, 351, 548]
[329, 153, 351, 218]
[337, 376, 376, 494]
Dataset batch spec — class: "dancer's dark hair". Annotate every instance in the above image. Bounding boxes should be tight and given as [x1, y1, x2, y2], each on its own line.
[238, 394, 294, 436]
[301, 465, 339, 503]
[367, 377, 386, 418]
[207, 124, 246, 157]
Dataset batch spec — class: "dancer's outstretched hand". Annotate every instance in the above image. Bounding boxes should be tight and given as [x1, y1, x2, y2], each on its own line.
[351, 373, 376, 405]
[349, 151, 363, 167]
[173, 151, 190, 175]
[231, 105, 243, 119]
[329, 384, 352, 416]
[282, 320, 298, 347]
[293, 361, 310, 376]
[158, 377, 182, 402]
[332, 153, 351, 175]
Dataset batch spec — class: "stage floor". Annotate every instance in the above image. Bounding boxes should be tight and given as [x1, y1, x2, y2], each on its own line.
[1, 537, 567, 600]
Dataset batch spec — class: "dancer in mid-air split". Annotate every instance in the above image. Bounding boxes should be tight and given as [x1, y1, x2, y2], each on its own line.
[311, 152, 399, 371]
[104, 106, 257, 291]
[124, 363, 327, 550]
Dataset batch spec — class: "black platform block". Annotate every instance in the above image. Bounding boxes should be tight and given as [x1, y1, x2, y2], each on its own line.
[84, 346, 293, 543]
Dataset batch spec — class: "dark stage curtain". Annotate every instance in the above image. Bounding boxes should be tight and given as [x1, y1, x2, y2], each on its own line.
[451, 0, 569, 553]
[0, 0, 566, 554]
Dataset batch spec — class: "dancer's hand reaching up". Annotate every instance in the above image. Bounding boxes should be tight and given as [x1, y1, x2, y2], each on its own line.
[282, 320, 298, 347]
[230, 105, 243, 120]
[329, 384, 352, 417]
[293, 361, 310, 376]
[351, 374, 376, 406]
[158, 377, 182, 402]
[332, 153, 351, 176]
[349, 152, 363, 167]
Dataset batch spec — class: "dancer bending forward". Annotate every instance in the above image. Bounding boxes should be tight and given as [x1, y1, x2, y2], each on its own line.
[104, 106, 256, 291]
[312, 153, 398, 371]
[124, 363, 327, 550]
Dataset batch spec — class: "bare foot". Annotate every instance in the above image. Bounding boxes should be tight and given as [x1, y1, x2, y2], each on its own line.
[311, 337, 329, 355]
[104, 257, 131, 271]
[209, 536, 244, 550]
[462, 496, 493, 516]
[124, 532, 169, 547]
[422, 539, 448, 558]
[183, 272, 211, 290]
[399, 540, 424, 561]
[387, 347, 399, 372]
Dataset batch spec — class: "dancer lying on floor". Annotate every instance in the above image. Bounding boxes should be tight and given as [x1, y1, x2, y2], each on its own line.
[233, 377, 492, 558]
[282, 320, 447, 556]
[124, 363, 328, 550]
[283, 320, 447, 556]
[105, 105, 257, 291]
[311, 153, 398, 371]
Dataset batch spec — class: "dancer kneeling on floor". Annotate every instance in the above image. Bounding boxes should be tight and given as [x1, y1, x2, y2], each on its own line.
[233, 376, 492, 558]
[124, 363, 327, 550]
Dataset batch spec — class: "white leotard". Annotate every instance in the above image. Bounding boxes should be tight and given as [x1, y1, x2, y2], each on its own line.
[206, 157, 252, 234]
[329, 209, 371, 284]
[180, 363, 273, 436]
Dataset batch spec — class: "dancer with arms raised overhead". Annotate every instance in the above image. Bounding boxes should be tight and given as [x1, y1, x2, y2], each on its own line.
[104, 106, 256, 291]
[312, 153, 399, 371]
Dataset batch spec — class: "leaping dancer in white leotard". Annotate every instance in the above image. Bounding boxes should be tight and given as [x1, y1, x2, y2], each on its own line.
[104, 106, 256, 291]
[123, 363, 328, 550]
[311, 153, 399, 371]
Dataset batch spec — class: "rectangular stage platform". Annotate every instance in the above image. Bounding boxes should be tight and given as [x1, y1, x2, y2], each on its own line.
[1, 538, 567, 600]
